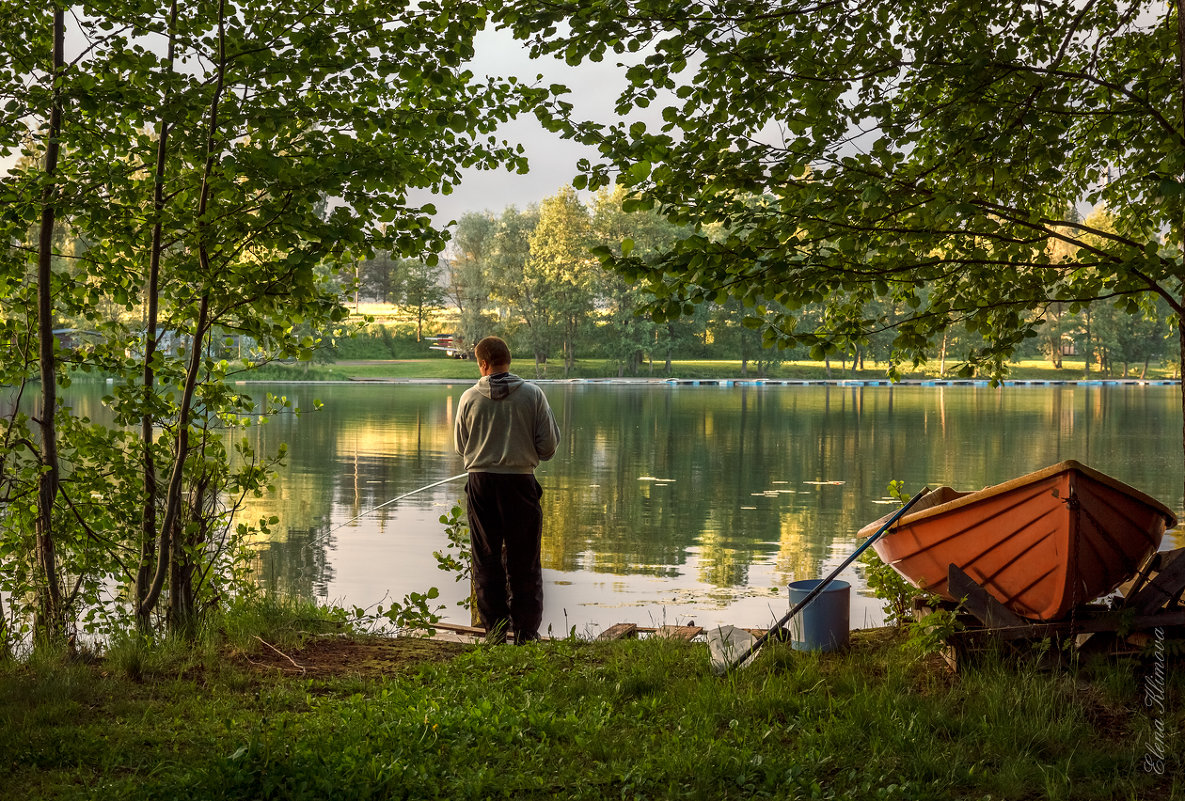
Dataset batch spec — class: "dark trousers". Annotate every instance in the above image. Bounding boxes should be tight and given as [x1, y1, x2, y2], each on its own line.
[465, 472, 544, 641]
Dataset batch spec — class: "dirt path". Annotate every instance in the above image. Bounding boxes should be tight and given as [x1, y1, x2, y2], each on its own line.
[235, 635, 469, 677]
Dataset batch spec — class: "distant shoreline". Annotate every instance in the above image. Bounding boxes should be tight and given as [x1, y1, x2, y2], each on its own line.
[237, 376, 1182, 387]
[227, 356, 1182, 385]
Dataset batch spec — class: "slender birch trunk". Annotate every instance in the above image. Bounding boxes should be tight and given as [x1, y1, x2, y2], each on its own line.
[139, 0, 226, 631]
[136, 0, 179, 632]
[34, 6, 66, 640]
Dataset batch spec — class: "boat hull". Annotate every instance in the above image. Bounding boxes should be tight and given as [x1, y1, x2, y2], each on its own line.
[868, 461, 1176, 621]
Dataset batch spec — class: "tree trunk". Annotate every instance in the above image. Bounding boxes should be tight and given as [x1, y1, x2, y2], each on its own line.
[665, 324, 673, 374]
[0, 591, 8, 660]
[137, 0, 178, 632]
[34, 7, 66, 640]
[1177, 8, 1185, 504]
[141, 0, 225, 628]
[168, 515, 194, 634]
[169, 476, 208, 636]
[563, 317, 576, 376]
[141, 295, 210, 622]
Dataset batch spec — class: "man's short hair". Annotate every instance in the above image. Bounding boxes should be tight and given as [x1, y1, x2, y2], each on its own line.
[475, 336, 511, 366]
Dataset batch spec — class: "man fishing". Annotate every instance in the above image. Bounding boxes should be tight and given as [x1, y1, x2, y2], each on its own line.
[453, 336, 561, 644]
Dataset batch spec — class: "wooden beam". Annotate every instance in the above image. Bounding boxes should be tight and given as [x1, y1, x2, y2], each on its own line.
[950, 609, 1185, 642]
[655, 625, 703, 641]
[596, 623, 638, 641]
[429, 622, 487, 635]
[1121, 550, 1165, 598]
[947, 563, 1028, 628]
[1125, 548, 1185, 615]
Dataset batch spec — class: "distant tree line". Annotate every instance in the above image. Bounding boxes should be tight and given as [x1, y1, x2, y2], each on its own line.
[355, 191, 1174, 379]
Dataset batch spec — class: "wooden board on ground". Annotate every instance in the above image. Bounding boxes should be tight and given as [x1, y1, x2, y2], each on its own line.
[738, 627, 794, 642]
[430, 622, 487, 636]
[428, 622, 527, 642]
[655, 625, 703, 641]
[596, 623, 638, 641]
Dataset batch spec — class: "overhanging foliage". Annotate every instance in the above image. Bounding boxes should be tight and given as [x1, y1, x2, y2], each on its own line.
[497, 0, 1184, 377]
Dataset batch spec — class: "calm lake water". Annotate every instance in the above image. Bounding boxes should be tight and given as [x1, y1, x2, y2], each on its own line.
[227, 381, 1185, 636]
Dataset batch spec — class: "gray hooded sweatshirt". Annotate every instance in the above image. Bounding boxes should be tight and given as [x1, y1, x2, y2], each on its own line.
[454, 372, 560, 473]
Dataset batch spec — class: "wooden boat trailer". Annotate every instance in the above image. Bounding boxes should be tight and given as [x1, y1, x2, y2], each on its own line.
[919, 546, 1185, 670]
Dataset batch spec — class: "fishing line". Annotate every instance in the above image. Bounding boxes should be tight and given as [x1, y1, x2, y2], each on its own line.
[303, 472, 469, 551]
[294, 467, 548, 590]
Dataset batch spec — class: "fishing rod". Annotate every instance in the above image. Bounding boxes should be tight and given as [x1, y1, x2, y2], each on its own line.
[715, 487, 929, 673]
[304, 472, 469, 549]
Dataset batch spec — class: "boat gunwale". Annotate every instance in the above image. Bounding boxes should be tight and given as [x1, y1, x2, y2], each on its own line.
[885, 460, 1177, 532]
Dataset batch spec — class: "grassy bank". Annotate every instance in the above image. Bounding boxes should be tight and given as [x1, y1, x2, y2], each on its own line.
[2, 617, 1180, 800]
[241, 357, 1180, 383]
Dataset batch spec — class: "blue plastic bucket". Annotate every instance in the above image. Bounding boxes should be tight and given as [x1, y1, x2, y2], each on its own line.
[788, 579, 850, 652]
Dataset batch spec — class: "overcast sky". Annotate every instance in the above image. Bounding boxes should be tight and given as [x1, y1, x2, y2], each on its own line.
[0, 23, 634, 229]
[414, 25, 632, 225]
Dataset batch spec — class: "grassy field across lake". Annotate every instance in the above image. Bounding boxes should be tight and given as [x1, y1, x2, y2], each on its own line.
[2, 613, 1180, 801]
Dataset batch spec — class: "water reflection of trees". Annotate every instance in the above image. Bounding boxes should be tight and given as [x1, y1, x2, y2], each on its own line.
[237, 385, 466, 602]
[44, 382, 1185, 615]
[539, 384, 1185, 590]
[223, 383, 1183, 602]
[543, 387, 853, 587]
[252, 525, 334, 599]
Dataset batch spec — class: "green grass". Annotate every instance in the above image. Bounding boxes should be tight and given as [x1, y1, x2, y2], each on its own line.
[235, 357, 1179, 383]
[1, 626, 1180, 800]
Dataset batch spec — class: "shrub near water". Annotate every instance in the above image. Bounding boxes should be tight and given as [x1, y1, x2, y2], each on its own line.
[6, 632, 1156, 801]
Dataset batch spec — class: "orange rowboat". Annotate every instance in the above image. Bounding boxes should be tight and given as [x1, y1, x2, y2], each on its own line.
[859, 461, 1177, 621]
